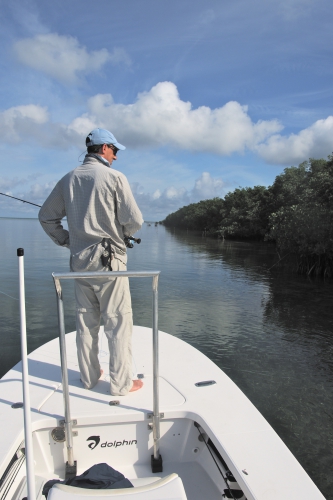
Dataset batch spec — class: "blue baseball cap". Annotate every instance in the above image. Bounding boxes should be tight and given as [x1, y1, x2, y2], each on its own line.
[86, 128, 126, 150]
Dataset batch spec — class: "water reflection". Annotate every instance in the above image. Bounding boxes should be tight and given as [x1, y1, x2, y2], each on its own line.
[0, 218, 76, 376]
[0, 220, 332, 497]
[161, 226, 333, 497]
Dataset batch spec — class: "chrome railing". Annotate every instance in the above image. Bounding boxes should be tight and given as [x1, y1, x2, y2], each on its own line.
[52, 270, 162, 474]
[17, 249, 36, 499]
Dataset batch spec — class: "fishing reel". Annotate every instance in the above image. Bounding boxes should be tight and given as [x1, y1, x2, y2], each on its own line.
[124, 236, 141, 249]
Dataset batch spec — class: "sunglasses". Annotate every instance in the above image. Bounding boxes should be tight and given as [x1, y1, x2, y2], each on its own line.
[107, 144, 119, 155]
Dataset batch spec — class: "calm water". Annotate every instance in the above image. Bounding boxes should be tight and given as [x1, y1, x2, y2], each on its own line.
[1, 219, 332, 498]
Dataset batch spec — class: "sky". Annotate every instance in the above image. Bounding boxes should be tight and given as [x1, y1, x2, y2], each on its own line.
[0, 0, 332, 220]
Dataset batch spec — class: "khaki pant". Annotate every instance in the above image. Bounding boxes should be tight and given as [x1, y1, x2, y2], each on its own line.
[74, 258, 133, 396]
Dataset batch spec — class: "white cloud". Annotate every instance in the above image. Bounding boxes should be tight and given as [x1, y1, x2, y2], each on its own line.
[27, 181, 57, 202]
[0, 81, 332, 165]
[256, 116, 333, 164]
[131, 172, 225, 220]
[0, 174, 42, 192]
[152, 189, 161, 200]
[71, 82, 282, 153]
[13, 33, 131, 84]
[192, 172, 224, 200]
[71, 84, 333, 163]
[0, 105, 48, 142]
[165, 186, 187, 199]
[0, 180, 57, 213]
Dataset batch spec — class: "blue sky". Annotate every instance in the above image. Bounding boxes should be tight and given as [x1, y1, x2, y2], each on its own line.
[0, 0, 332, 220]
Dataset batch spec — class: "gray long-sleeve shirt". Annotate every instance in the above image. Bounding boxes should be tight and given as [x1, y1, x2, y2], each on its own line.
[39, 155, 143, 270]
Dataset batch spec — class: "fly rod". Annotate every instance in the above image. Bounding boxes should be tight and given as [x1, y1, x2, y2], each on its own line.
[0, 192, 41, 208]
[0, 192, 141, 247]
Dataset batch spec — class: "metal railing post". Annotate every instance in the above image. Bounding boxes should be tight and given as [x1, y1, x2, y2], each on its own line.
[152, 275, 161, 459]
[51, 271, 162, 474]
[17, 248, 36, 500]
[53, 276, 75, 475]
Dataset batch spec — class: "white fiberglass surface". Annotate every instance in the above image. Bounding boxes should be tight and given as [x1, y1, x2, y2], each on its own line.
[32, 419, 210, 475]
[124, 463, 222, 500]
[28, 418, 224, 500]
[12, 463, 222, 500]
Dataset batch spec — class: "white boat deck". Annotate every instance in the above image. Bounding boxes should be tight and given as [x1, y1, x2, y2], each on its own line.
[0, 326, 325, 499]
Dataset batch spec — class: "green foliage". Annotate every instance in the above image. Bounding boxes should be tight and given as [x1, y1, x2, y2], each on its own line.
[163, 154, 333, 276]
[163, 198, 224, 231]
[266, 155, 333, 276]
[218, 186, 272, 239]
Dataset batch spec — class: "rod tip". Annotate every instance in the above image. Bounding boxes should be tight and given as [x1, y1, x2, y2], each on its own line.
[17, 248, 24, 256]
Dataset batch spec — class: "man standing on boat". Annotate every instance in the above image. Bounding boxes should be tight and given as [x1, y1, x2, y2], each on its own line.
[39, 128, 144, 396]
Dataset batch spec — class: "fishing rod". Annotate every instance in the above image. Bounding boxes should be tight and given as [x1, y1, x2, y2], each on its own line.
[0, 192, 41, 208]
[0, 191, 141, 247]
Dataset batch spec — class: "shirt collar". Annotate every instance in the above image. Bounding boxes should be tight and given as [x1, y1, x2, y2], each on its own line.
[84, 153, 110, 167]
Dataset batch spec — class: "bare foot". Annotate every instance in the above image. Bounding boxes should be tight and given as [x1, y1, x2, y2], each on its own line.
[99, 369, 104, 380]
[129, 379, 143, 392]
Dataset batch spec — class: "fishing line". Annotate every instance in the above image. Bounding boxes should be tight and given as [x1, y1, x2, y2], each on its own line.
[0, 289, 34, 305]
[78, 150, 86, 163]
[268, 251, 291, 271]
[0, 290, 20, 301]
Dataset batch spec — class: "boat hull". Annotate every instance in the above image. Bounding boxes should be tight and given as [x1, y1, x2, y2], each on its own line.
[0, 326, 325, 499]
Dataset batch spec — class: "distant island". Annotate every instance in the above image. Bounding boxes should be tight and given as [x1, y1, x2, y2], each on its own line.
[163, 155, 333, 278]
